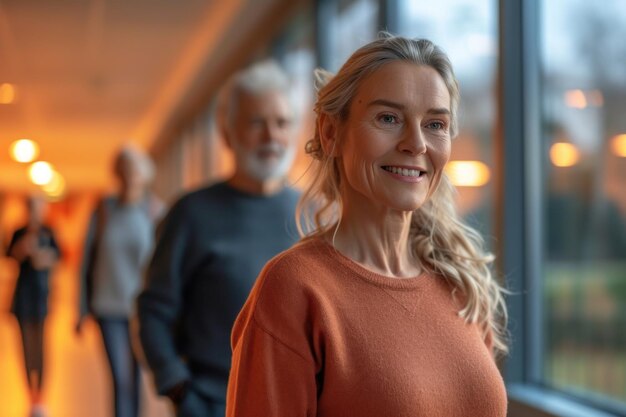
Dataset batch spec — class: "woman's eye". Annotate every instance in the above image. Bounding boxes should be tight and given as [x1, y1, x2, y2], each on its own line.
[427, 121, 445, 130]
[378, 114, 398, 124]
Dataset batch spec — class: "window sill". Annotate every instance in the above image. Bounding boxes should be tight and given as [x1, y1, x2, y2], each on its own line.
[508, 384, 622, 417]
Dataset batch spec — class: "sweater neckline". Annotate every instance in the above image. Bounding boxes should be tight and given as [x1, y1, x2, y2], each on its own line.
[313, 238, 430, 290]
[221, 180, 292, 200]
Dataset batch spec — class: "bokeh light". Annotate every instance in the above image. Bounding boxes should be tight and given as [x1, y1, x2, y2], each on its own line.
[0, 83, 16, 104]
[550, 142, 580, 167]
[41, 170, 67, 199]
[10, 139, 39, 163]
[445, 161, 491, 187]
[28, 161, 54, 185]
[610, 134, 626, 157]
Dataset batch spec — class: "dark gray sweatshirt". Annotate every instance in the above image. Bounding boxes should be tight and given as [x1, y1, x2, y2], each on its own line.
[137, 181, 300, 403]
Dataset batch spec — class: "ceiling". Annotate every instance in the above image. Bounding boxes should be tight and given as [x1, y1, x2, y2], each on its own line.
[0, 0, 254, 192]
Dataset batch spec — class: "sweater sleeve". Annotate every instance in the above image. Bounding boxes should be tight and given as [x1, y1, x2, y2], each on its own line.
[136, 198, 195, 394]
[226, 256, 319, 417]
[227, 320, 318, 417]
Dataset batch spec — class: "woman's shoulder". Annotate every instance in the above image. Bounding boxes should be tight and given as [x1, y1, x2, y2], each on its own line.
[260, 238, 330, 282]
[237, 239, 331, 354]
[249, 239, 331, 305]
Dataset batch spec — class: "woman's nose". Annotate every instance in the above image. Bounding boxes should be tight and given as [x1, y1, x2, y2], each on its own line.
[398, 125, 427, 155]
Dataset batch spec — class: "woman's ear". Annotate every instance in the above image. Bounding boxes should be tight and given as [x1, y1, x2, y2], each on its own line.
[319, 113, 341, 157]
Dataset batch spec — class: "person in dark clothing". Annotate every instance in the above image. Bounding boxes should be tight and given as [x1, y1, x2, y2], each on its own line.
[7, 195, 60, 417]
[137, 60, 300, 417]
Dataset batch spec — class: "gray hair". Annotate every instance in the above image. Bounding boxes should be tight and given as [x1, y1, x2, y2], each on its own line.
[216, 59, 293, 136]
[113, 144, 155, 183]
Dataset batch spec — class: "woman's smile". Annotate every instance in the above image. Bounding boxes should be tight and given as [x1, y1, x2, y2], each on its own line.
[381, 165, 428, 183]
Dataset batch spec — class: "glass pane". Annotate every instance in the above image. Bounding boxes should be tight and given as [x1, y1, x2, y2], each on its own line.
[541, 0, 626, 410]
[399, 0, 497, 241]
[274, 9, 317, 186]
[327, 0, 379, 72]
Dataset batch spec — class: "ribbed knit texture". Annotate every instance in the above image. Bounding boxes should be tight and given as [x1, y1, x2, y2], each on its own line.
[227, 238, 507, 417]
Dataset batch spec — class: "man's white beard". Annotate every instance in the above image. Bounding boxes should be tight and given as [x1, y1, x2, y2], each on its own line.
[234, 142, 296, 182]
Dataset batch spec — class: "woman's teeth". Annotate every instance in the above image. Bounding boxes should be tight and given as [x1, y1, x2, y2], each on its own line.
[382, 166, 424, 178]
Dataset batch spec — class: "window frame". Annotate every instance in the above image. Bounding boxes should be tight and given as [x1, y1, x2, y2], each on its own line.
[499, 0, 626, 416]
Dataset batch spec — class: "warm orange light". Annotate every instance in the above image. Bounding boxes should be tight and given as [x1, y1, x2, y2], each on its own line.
[41, 171, 66, 198]
[550, 142, 580, 167]
[565, 89, 587, 109]
[445, 161, 491, 187]
[29, 161, 54, 185]
[10, 139, 39, 163]
[611, 134, 626, 157]
[0, 83, 16, 104]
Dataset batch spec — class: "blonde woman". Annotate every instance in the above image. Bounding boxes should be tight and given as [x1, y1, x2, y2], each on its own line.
[226, 33, 508, 417]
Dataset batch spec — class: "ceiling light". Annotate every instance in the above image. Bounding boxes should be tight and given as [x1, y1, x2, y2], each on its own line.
[29, 161, 54, 185]
[41, 171, 66, 198]
[10, 139, 39, 163]
[0, 83, 16, 104]
[445, 161, 491, 187]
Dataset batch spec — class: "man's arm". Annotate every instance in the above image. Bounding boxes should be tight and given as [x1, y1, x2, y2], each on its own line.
[137, 198, 196, 397]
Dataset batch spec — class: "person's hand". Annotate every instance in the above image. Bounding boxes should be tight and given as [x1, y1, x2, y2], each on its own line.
[31, 248, 58, 270]
[166, 380, 191, 406]
[9, 233, 37, 261]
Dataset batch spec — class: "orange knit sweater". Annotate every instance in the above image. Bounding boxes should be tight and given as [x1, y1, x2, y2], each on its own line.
[227, 238, 507, 417]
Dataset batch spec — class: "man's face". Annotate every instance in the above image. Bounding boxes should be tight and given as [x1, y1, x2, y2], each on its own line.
[227, 90, 296, 182]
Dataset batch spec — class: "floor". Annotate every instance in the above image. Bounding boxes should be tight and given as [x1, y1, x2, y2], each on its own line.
[0, 259, 171, 417]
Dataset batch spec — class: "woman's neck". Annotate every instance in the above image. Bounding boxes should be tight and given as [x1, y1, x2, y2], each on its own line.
[27, 219, 42, 231]
[119, 186, 144, 205]
[330, 195, 421, 278]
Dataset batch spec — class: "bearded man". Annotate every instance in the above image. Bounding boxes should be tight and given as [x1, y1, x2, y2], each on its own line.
[137, 60, 300, 417]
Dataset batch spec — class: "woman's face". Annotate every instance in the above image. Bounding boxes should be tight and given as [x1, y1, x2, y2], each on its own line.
[117, 155, 146, 190]
[337, 61, 452, 212]
[28, 196, 47, 224]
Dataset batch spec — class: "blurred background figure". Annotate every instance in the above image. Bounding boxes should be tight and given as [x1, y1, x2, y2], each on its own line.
[6, 195, 60, 417]
[137, 60, 300, 417]
[77, 145, 159, 417]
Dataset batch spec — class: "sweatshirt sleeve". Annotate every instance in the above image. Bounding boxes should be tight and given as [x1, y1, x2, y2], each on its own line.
[226, 257, 319, 417]
[136, 198, 195, 394]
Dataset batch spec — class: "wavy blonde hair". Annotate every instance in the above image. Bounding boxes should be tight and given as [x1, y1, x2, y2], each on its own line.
[297, 33, 508, 356]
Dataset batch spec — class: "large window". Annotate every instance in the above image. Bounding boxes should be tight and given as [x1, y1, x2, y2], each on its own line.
[325, 0, 380, 72]
[541, 0, 626, 412]
[398, 0, 498, 240]
[270, 6, 316, 187]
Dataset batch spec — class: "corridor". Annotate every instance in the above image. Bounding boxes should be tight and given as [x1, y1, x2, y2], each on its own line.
[0, 259, 169, 417]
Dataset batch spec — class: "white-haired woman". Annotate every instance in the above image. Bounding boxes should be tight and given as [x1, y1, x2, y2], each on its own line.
[226, 33, 508, 417]
[78, 145, 160, 417]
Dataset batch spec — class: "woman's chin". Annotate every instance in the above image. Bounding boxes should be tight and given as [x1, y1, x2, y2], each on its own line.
[382, 197, 427, 213]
